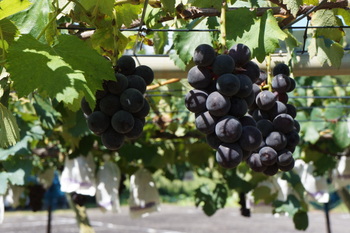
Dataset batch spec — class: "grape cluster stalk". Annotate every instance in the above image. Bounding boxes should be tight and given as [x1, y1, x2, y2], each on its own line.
[185, 44, 300, 175]
[81, 56, 154, 150]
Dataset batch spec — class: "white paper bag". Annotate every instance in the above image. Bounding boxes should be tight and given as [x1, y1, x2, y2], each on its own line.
[333, 155, 350, 188]
[96, 154, 121, 213]
[129, 168, 160, 218]
[294, 159, 329, 203]
[60, 153, 96, 196]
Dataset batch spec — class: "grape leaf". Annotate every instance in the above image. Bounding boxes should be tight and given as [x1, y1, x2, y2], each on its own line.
[226, 8, 255, 42]
[335, 8, 350, 25]
[187, 0, 222, 9]
[80, 0, 115, 17]
[311, 10, 344, 42]
[0, 103, 20, 148]
[332, 121, 350, 149]
[0, 172, 8, 195]
[274, 194, 300, 216]
[324, 102, 343, 121]
[7, 169, 25, 186]
[302, 122, 320, 144]
[293, 210, 309, 230]
[227, 10, 287, 62]
[33, 94, 61, 129]
[282, 0, 302, 17]
[172, 18, 212, 66]
[0, 0, 32, 20]
[8, 0, 51, 43]
[308, 37, 344, 68]
[0, 18, 18, 46]
[160, 0, 176, 13]
[115, 4, 142, 28]
[7, 34, 114, 110]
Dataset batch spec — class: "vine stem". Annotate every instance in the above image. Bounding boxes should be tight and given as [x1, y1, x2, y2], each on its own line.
[36, 0, 71, 41]
[146, 78, 181, 90]
[112, 9, 119, 66]
[220, 0, 227, 53]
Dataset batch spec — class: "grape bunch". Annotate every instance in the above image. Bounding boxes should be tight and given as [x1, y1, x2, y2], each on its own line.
[185, 44, 299, 176]
[247, 63, 300, 176]
[81, 56, 154, 150]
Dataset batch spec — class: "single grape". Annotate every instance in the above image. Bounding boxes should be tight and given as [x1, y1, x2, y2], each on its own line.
[107, 73, 128, 95]
[272, 74, 291, 93]
[235, 74, 253, 98]
[259, 146, 278, 166]
[127, 74, 147, 94]
[193, 44, 216, 67]
[247, 153, 266, 172]
[125, 117, 145, 139]
[187, 66, 213, 89]
[273, 113, 295, 134]
[87, 111, 110, 134]
[228, 43, 251, 67]
[265, 131, 287, 151]
[101, 127, 125, 150]
[215, 116, 242, 143]
[185, 89, 208, 113]
[81, 97, 92, 116]
[195, 111, 218, 134]
[116, 56, 136, 75]
[273, 63, 290, 76]
[120, 88, 145, 113]
[133, 65, 154, 85]
[212, 54, 235, 76]
[99, 94, 122, 116]
[238, 125, 263, 151]
[228, 97, 248, 118]
[255, 90, 277, 110]
[216, 73, 240, 96]
[216, 143, 243, 169]
[111, 110, 135, 134]
[206, 91, 231, 117]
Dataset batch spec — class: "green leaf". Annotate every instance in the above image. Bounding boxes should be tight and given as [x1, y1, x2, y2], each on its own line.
[324, 102, 343, 121]
[227, 10, 287, 62]
[0, 18, 18, 47]
[0, 136, 31, 160]
[188, 0, 222, 9]
[8, 0, 51, 42]
[7, 169, 25, 186]
[115, 4, 142, 28]
[160, 0, 176, 13]
[223, 168, 253, 193]
[80, 0, 115, 17]
[282, 0, 302, 17]
[213, 183, 228, 209]
[226, 8, 255, 42]
[308, 37, 344, 68]
[33, 94, 61, 129]
[311, 10, 344, 42]
[0, 103, 20, 148]
[302, 122, 320, 144]
[0, 0, 32, 20]
[274, 194, 300, 216]
[7, 34, 114, 110]
[0, 172, 9, 195]
[173, 18, 212, 65]
[335, 8, 350, 25]
[252, 185, 277, 204]
[293, 210, 309, 230]
[333, 121, 350, 149]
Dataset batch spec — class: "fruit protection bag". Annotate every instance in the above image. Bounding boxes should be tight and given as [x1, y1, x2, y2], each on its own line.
[333, 155, 350, 188]
[60, 153, 96, 196]
[0, 196, 3, 224]
[129, 168, 160, 218]
[96, 155, 121, 213]
[294, 159, 329, 203]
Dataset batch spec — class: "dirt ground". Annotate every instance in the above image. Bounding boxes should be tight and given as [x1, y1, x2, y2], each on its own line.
[0, 204, 349, 233]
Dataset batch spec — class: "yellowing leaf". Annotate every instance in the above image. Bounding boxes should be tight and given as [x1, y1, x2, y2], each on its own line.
[0, 103, 20, 148]
[0, 0, 32, 20]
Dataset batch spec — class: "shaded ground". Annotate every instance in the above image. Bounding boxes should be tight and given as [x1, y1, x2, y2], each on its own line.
[0, 204, 349, 233]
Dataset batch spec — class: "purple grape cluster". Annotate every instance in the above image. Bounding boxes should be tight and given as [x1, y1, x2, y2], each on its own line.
[81, 56, 154, 150]
[185, 44, 299, 175]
